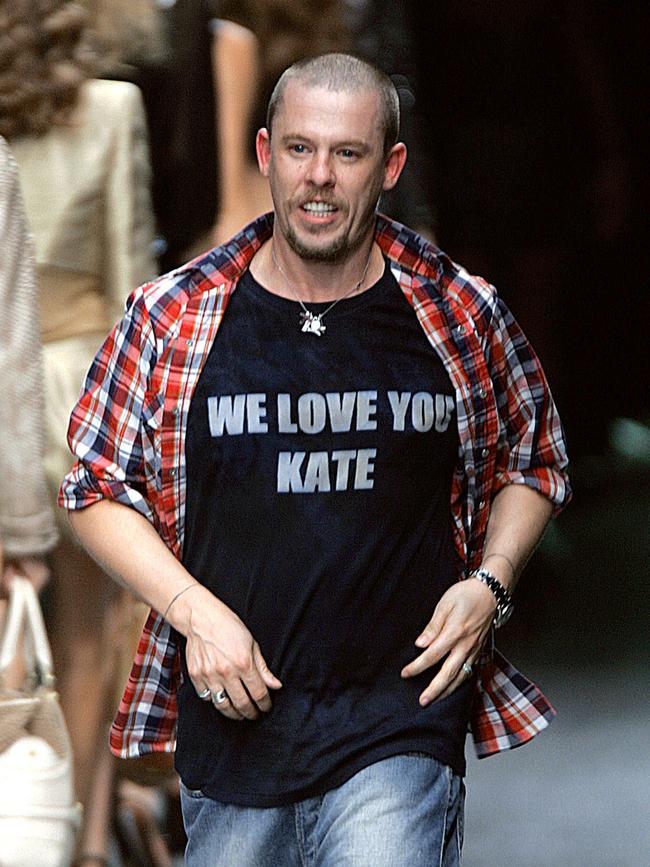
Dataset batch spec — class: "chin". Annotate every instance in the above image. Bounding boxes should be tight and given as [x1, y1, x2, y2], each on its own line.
[286, 228, 350, 263]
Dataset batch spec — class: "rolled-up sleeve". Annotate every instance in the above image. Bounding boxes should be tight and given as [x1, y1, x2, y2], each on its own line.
[58, 285, 157, 523]
[487, 293, 571, 514]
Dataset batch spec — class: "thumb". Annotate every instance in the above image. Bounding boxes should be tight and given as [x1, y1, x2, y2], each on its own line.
[253, 643, 282, 689]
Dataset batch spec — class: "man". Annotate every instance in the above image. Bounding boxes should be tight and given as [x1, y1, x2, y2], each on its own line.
[61, 54, 570, 865]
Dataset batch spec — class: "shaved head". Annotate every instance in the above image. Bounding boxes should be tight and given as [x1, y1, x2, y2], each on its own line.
[266, 53, 400, 155]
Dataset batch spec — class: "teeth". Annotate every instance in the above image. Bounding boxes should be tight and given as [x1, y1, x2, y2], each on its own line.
[303, 202, 336, 213]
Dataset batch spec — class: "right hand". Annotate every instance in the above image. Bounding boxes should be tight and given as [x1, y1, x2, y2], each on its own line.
[184, 592, 282, 722]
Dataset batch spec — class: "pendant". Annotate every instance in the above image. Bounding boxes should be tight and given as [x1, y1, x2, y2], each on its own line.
[300, 311, 326, 336]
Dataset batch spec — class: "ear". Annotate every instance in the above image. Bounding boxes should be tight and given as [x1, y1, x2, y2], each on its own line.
[382, 142, 407, 191]
[256, 128, 272, 177]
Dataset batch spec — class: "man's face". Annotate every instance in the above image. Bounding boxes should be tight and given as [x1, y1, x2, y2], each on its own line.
[257, 81, 405, 263]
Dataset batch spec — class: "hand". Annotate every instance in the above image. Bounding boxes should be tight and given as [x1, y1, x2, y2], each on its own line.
[185, 593, 282, 722]
[11, 557, 50, 591]
[1, 552, 50, 595]
[401, 579, 496, 705]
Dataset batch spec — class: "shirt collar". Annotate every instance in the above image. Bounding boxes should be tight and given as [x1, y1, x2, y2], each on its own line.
[200, 211, 443, 291]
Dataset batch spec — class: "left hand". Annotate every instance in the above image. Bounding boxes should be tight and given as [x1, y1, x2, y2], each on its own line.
[401, 579, 496, 705]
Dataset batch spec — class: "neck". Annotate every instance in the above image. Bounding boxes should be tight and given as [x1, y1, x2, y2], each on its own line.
[253, 231, 382, 304]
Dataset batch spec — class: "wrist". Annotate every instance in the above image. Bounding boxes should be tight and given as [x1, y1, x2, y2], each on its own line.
[470, 567, 514, 629]
[480, 553, 516, 591]
[172, 584, 228, 638]
[162, 582, 202, 630]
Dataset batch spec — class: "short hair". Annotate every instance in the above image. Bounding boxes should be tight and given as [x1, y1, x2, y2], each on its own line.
[266, 53, 400, 154]
[0, 0, 95, 141]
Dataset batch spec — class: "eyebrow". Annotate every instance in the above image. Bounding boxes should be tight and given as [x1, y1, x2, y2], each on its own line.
[280, 134, 371, 153]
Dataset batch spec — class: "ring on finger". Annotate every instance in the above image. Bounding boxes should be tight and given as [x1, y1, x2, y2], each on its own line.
[211, 689, 228, 705]
[462, 661, 473, 677]
[198, 687, 211, 700]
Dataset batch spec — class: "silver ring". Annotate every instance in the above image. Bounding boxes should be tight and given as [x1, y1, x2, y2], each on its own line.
[462, 662, 473, 677]
[198, 687, 211, 700]
[211, 689, 228, 705]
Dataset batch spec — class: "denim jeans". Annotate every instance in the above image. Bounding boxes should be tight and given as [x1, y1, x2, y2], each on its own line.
[180, 753, 465, 866]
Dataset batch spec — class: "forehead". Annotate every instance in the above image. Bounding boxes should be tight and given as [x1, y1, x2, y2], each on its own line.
[273, 80, 383, 148]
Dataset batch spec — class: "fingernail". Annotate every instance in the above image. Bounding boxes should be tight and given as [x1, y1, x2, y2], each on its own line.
[415, 635, 427, 647]
[419, 696, 429, 707]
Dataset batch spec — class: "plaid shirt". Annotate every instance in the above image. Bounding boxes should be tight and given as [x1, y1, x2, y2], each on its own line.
[60, 213, 570, 761]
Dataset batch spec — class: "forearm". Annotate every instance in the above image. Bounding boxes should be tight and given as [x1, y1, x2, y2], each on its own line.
[69, 500, 282, 720]
[211, 20, 260, 207]
[402, 483, 554, 700]
[480, 483, 553, 593]
[67, 499, 211, 637]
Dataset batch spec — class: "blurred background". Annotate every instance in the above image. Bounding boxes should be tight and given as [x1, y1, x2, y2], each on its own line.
[402, 4, 650, 865]
[402, 3, 650, 865]
[2, 0, 648, 864]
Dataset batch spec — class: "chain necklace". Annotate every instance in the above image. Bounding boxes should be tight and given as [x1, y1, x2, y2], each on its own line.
[270, 245, 373, 337]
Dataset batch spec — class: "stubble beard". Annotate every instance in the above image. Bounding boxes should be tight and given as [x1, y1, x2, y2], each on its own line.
[283, 223, 354, 263]
[278, 184, 383, 264]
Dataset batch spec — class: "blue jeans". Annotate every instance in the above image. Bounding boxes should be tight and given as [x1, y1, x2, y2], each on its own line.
[180, 753, 465, 866]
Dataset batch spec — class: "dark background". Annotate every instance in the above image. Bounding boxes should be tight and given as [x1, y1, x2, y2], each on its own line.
[409, 0, 648, 457]
[399, 4, 649, 862]
[396, 0, 649, 657]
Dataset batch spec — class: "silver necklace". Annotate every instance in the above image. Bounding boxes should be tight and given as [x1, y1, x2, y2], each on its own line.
[271, 245, 372, 337]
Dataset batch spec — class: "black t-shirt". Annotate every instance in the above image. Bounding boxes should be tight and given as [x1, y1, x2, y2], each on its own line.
[176, 261, 474, 806]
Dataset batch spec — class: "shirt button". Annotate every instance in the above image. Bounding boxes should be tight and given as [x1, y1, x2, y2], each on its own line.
[455, 324, 466, 335]
[481, 447, 490, 458]
[186, 338, 194, 347]
[478, 387, 487, 399]
[478, 500, 486, 509]
[169, 468, 178, 478]
[171, 406, 180, 417]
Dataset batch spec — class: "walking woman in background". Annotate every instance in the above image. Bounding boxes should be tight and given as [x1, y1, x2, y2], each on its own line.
[0, 135, 57, 626]
[0, 2, 156, 855]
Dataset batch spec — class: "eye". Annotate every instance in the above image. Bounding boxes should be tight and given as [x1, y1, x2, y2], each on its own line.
[338, 148, 359, 159]
[290, 143, 308, 154]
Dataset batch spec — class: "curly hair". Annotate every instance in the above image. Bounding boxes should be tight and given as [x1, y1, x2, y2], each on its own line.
[80, 0, 170, 76]
[0, 0, 95, 140]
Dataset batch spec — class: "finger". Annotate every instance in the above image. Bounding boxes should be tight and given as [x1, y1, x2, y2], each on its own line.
[221, 678, 260, 720]
[419, 652, 473, 706]
[414, 604, 449, 649]
[241, 669, 272, 713]
[434, 659, 476, 703]
[237, 644, 282, 715]
[401, 630, 458, 678]
[187, 665, 212, 700]
[242, 668, 274, 713]
[437, 667, 474, 703]
[253, 643, 283, 690]
[212, 693, 245, 722]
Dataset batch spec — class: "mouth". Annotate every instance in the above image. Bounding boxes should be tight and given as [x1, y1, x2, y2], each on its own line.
[302, 201, 337, 213]
[298, 200, 341, 226]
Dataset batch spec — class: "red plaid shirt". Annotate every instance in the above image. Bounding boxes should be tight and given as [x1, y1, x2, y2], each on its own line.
[60, 214, 570, 760]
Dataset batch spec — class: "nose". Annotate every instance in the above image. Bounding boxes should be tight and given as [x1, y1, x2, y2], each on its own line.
[306, 150, 335, 188]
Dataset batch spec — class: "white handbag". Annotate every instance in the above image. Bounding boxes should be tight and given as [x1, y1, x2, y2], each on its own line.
[0, 576, 82, 867]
